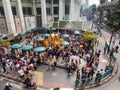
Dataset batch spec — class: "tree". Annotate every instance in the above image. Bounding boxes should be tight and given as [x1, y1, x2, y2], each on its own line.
[83, 30, 97, 41]
[110, 0, 120, 30]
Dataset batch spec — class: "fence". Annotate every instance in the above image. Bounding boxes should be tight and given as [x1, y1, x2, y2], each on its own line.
[75, 66, 114, 88]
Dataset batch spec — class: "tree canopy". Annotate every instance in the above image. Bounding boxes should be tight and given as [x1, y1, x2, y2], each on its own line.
[83, 30, 97, 41]
[110, 0, 120, 30]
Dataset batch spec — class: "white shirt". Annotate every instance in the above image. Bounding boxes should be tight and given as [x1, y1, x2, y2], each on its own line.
[18, 69, 24, 76]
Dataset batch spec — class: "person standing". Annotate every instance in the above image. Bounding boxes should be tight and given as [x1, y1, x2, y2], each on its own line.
[75, 69, 80, 88]
[95, 71, 102, 84]
[115, 45, 119, 53]
[104, 46, 107, 55]
[76, 69, 80, 80]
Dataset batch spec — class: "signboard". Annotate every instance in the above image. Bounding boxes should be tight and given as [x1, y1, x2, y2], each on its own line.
[81, 13, 87, 21]
[25, 16, 36, 30]
[47, 15, 53, 27]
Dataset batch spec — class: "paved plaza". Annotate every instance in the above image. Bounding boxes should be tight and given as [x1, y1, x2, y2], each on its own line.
[1, 21, 119, 90]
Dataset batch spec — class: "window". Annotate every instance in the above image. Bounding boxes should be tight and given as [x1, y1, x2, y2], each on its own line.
[27, 7, 32, 15]
[46, 0, 51, 4]
[22, 7, 27, 15]
[53, 0, 59, 4]
[22, 7, 32, 15]
[54, 7, 59, 15]
[0, 7, 4, 16]
[46, 7, 51, 15]
[65, 5, 69, 15]
[12, 7, 17, 15]
[36, 8, 41, 15]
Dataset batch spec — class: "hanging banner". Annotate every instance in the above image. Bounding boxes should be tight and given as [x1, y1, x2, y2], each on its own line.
[14, 17, 22, 33]
[47, 15, 53, 27]
[0, 17, 7, 34]
[25, 16, 36, 30]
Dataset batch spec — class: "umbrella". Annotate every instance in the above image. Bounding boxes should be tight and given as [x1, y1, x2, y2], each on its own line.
[74, 31, 80, 35]
[35, 38, 44, 42]
[31, 28, 38, 31]
[42, 27, 50, 30]
[70, 55, 79, 60]
[43, 34, 50, 37]
[34, 47, 46, 52]
[36, 27, 42, 30]
[21, 45, 33, 51]
[62, 34, 70, 38]
[11, 44, 21, 49]
[60, 41, 69, 46]
[26, 29, 32, 33]
[18, 32, 25, 36]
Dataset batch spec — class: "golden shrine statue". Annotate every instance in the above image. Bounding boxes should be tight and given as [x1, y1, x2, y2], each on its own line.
[43, 33, 64, 49]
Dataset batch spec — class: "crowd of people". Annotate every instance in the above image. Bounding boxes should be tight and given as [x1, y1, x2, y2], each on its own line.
[0, 30, 115, 88]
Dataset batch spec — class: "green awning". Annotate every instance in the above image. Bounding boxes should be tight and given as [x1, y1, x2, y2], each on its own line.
[71, 21, 83, 30]
[59, 21, 69, 28]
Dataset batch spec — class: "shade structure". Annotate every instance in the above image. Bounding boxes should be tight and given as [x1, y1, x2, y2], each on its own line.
[62, 34, 70, 38]
[18, 32, 25, 36]
[60, 41, 69, 46]
[49, 27, 56, 31]
[74, 31, 80, 34]
[37, 27, 42, 30]
[41, 26, 50, 30]
[32, 28, 38, 31]
[43, 33, 50, 37]
[36, 38, 44, 42]
[34, 47, 46, 52]
[26, 29, 32, 33]
[21, 45, 33, 51]
[11, 44, 21, 49]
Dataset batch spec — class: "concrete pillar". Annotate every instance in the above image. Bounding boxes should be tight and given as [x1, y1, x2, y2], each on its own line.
[62, 0, 65, 19]
[33, 0, 36, 16]
[17, 0, 26, 32]
[32, 0, 37, 27]
[75, 0, 81, 21]
[2, 0, 17, 36]
[75, 2, 79, 21]
[69, 0, 75, 21]
[41, 0, 47, 26]
[59, 0, 63, 20]
[59, 0, 65, 20]
[51, 0, 54, 21]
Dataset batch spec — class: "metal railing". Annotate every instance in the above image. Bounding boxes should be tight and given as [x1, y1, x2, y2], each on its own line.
[75, 66, 114, 88]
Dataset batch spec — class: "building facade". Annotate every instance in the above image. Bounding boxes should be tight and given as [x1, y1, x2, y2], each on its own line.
[0, 0, 82, 36]
[98, 0, 118, 21]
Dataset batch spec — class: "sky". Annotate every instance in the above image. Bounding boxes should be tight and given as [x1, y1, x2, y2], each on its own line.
[89, 0, 100, 6]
